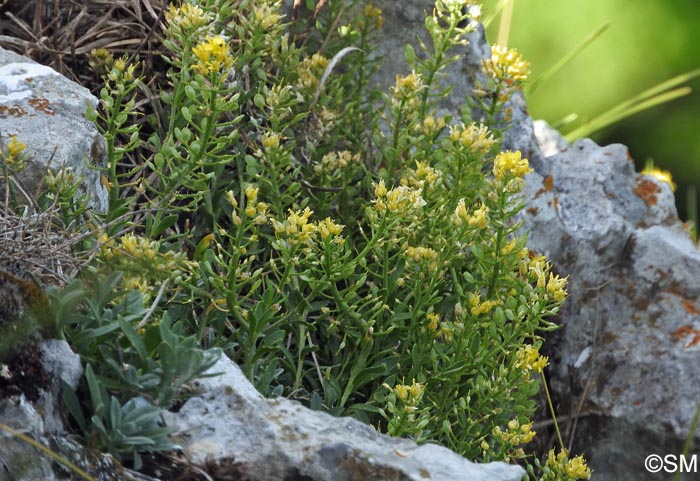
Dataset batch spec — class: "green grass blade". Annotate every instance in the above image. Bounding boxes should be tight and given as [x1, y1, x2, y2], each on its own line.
[527, 22, 610, 96]
[482, 0, 510, 29]
[496, 0, 515, 47]
[566, 86, 691, 140]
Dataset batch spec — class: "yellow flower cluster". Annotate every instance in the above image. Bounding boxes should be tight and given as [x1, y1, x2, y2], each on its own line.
[401, 160, 442, 190]
[384, 379, 425, 413]
[102, 233, 158, 261]
[317, 217, 344, 240]
[165, 2, 209, 34]
[546, 273, 568, 303]
[391, 71, 424, 109]
[426, 313, 440, 331]
[192, 35, 234, 75]
[272, 207, 315, 243]
[481, 45, 530, 82]
[3, 135, 27, 171]
[243, 186, 269, 224]
[251, 2, 281, 29]
[452, 200, 489, 228]
[272, 208, 344, 244]
[361, 3, 384, 29]
[493, 150, 531, 180]
[420, 115, 446, 135]
[373, 181, 426, 215]
[405, 246, 439, 266]
[544, 449, 592, 481]
[313, 150, 359, 175]
[261, 132, 281, 150]
[493, 418, 536, 446]
[514, 344, 548, 375]
[449, 123, 495, 154]
[297, 53, 330, 89]
[469, 292, 499, 316]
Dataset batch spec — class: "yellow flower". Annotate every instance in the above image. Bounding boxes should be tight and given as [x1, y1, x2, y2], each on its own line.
[468, 292, 499, 315]
[546, 273, 568, 303]
[641, 165, 676, 191]
[467, 204, 489, 229]
[245, 185, 259, 202]
[192, 35, 233, 75]
[460, 123, 495, 154]
[405, 246, 439, 264]
[451, 198, 469, 226]
[317, 217, 344, 240]
[493, 150, 531, 180]
[426, 313, 440, 331]
[373, 180, 388, 198]
[361, 3, 384, 29]
[515, 345, 548, 374]
[546, 449, 592, 480]
[481, 45, 530, 81]
[252, 2, 281, 29]
[7, 136, 26, 158]
[413, 160, 441, 186]
[261, 132, 281, 150]
[165, 3, 208, 32]
[385, 185, 426, 213]
[272, 207, 316, 243]
[297, 53, 329, 89]
[394, 72, 423, 93]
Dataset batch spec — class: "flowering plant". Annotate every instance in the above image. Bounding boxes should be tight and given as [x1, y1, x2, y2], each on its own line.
[41, 0, 591, 477]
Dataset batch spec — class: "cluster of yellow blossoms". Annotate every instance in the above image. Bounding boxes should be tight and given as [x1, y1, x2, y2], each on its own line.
[514, 344, 549, 376]
[493, 150, 532, 180]
[528, 255, 568, 302]
[164, 3, 209, 34]
[481, 45, 530, 82]
[451, 200, 488, 228]
[385, 379, 425, 414]
[360, 3, 384, 29]
[271, 207, 344, 244]
[543, 449, 592, 480]
[493, 418, 536, 447]
[313, 150, 359, 175]
[297, 53, 330, 90]
[449, 123, 496, 154]
[469, 292, 499, 316]
[373, 180, 427, 214]
[192, 35, 234, 75]
[2, 135, 27, 171]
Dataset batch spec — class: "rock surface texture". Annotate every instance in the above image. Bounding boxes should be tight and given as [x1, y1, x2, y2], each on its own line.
[165, 355, 526, 481]
[0, 47, 107, 212]
[523, 121, 698, 481]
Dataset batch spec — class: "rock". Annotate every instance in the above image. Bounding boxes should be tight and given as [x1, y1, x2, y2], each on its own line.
[165, 355, 525, 481]
[521, 120, 698, 481]
[0, 47, 107, 212]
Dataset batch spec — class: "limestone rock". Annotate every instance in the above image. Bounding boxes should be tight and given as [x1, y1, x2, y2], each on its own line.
[0, 47, 107, 212]
[165, 355, 526, 481]
[522, 121, 697, 481]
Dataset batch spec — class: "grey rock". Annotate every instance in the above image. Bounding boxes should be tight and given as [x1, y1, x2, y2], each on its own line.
[165, 356, 525, 481]
[38, 339, 83, 433]
[0, 395, 56, 481]
[0, 47, 107, 212]
[522, 121, 698, 481]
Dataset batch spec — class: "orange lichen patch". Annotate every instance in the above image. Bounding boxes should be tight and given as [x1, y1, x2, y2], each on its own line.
[552, 196, 559, 211]
[28, 98, 54, 115]
[0, 105, 27, 117]
[535, 174, 554, 198]
[633, 178, 661, 206]
[682, 299, 700, 315]
[419, 468, 430, 478]
[672, 324, 700, 348]
[544, 174, 553, 192]
[526, 206, 539, 216]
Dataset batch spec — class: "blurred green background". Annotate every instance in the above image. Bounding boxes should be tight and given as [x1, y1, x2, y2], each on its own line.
[482, 0, 700, 220]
